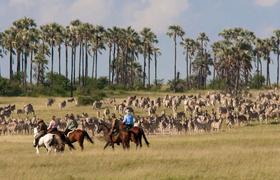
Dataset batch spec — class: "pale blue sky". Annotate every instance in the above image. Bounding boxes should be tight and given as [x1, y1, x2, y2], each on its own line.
[0, 0, 280, 82]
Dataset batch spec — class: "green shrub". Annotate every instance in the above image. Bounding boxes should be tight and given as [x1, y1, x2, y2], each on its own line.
[0, 77, 23, 96]
[249, 74, 265, 89]
[77, 94, 105, 106]
[208, 79, 227, 90]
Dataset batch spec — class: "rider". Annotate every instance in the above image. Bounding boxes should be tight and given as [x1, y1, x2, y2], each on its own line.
[33, 119, 48, 147]
[64, 113, 78, 136]
[123, 108, 135, 130]
[47, 115, 58, 133]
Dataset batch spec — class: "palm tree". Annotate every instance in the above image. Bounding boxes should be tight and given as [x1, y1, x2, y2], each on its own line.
[180, 38, 196, 82]
[2, 29, 15, 79]
[261, 38, 273, 86]
[33, 43, 49, 85]
[40, 23, 61, 80]
[140, 27, 158, 87]
[153, 47, 161, 85]
[272, 30, 280, 86]
[90, 25, 105, 79]
[167, 25, 185, 85]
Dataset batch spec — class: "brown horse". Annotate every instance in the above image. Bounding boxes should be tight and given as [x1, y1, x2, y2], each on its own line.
[66, 129, 94, 150]
[97, 122, 130, 150]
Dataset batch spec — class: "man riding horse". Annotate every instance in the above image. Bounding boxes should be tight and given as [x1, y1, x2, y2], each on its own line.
[64, 114, 78, 136]
[122, 108, 135, 130]
[48, 115, 58, 133]
[33, 119, 48, 147]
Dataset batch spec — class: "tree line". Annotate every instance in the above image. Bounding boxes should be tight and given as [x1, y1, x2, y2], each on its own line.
[0, 17, 280, 96]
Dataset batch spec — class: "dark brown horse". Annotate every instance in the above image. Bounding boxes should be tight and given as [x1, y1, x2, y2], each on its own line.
[66, 129, 94, 150]
[97, 122, 130, 150]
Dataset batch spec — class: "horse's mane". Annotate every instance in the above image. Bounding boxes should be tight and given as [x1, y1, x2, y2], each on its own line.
[100, 121, 111, 129]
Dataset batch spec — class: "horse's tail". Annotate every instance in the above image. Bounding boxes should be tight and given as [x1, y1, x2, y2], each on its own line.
[61, 133, 75, 150]
[140, 128, 150, 147]
[83, 130, 94, 144]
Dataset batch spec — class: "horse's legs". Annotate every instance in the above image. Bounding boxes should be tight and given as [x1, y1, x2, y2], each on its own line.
[104, 142, 110, 150]
[36, 146, 39, 155]
[79, 138, 84, 151]
[139, 135, 143, 148]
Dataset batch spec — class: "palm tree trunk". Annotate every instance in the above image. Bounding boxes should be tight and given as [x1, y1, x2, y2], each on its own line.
[112, 43, 116, 84]
[9, 47, 13, 79]
[70, 47, 74, 97]
[277, 46, 280, 86]
[143, 52, 146, 86]
[78, 43, 82, 84]
[267, 57, 270, 86]
[81, 44, 84, 85]
[108, 46, 112, 85]
[73, 47, 76, 84]
[51, 44, 54, 76]
[92, 52, 95, 79]
[186, 51, 189, 82]
[174, 37, 177, 83]
[24, 51, 28, 86]
[189, 57, 192, 77]
[16, 50, 20, 75]
[213, 56, 216, 81]
[154, 52, 157, 85]
[58, 45, 61, 75]
[95, 50, 98, 79]
[65, 44, 68, 79]
[30, 51, 33, 84]
[85, 42, 88, 80]
[148, 53, 151, 87]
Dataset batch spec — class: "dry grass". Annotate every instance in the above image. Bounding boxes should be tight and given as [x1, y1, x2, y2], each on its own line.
[1, 125, 280, 180]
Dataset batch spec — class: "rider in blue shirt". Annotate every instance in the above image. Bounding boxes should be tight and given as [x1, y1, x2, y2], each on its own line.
[123, 108, 134, 130]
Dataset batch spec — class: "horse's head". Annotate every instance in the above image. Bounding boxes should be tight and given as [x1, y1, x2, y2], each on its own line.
[97, 123, 104, 134]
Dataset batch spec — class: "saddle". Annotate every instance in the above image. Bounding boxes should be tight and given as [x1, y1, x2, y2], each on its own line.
[67, 128, 82, 137]
[67, 130, 75, 137]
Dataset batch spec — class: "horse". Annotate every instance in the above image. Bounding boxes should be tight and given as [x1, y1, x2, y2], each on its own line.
[33, 127, 64, 155]
[66, 129, 94, 150]
[97, 122, 130, 150]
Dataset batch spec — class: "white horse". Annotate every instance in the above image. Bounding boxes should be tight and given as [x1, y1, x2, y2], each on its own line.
[33, 127, 57, 155]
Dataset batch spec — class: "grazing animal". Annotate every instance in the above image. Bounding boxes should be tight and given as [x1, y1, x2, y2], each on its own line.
[47, 98, 55, 107]
[23, 104, 35, 115]
[59, 101, 67, 109]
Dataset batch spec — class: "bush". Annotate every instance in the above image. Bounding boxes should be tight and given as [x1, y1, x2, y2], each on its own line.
[208, 79, 227, 90]
[167, 79, 187, 92]
[77, 94, 105, 106]
[0, 77, 23, 96]
[43, 73, 71, 96]
[249, 74, 265, 89]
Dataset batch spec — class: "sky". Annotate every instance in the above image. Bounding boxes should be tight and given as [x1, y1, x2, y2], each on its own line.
[0, 0, 280, 82]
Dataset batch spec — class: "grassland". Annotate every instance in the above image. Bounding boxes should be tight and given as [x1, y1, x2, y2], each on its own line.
[1, 125, 280, 180]
[1, 92, 280, 180]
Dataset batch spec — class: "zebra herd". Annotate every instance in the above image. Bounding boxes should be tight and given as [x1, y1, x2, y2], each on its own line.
[1, 90, 280, 136]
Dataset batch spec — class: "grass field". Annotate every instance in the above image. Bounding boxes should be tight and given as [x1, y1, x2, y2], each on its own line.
[1, 93, 280, 180]
[1, 124, 280, 180]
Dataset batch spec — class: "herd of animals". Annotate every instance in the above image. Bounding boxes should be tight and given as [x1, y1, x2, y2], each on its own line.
[1, 90, 280, 140]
